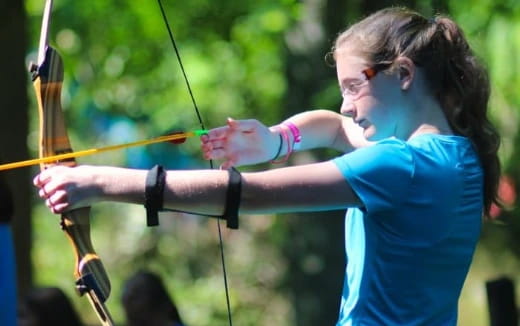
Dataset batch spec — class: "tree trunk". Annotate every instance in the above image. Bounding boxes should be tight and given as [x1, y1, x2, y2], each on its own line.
[0, 0, 32, 298]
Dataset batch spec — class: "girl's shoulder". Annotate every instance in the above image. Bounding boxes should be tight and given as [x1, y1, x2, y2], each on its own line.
[407, 133, 472, 149]
[406, 134, 476, 162]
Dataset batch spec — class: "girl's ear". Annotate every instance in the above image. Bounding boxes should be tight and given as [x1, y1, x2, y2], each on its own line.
[394, 56, 415, 91]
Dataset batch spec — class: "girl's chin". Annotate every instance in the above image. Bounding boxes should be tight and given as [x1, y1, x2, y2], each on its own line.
[363, 128, 377, 140]
[363, 128, 387, 142]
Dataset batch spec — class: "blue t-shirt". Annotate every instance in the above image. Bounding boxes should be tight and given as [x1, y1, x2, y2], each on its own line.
[332, 134, 483, 326]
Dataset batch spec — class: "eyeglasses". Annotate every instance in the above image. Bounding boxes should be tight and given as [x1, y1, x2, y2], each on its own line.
[341, 67, 379, 99]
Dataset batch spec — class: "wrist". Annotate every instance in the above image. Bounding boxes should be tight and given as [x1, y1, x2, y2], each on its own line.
[90, 166, 112, 202]
[282, 121, 301, 150]
[269, 121, 301, 164]
[268, 127, 283, 162]
[270, 125, 291, 164]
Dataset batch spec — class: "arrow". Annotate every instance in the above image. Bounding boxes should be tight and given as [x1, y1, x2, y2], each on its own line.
[0, 129, 207, 171]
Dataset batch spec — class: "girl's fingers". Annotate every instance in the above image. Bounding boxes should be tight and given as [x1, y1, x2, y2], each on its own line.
[206, 125, 230, 140]
[227, 118, 260, 133]
[208, 139, 227, 150]
[45, 188, 71, 214]
[33, 171, 50, 187]
[204, 148, 228, 160]
[47, 200, 68, 214]
[39, 187, 48, 199]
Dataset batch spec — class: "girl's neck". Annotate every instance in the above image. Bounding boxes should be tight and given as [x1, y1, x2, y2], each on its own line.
[409, 123, 453, 138]
[406, 95, 453, 140]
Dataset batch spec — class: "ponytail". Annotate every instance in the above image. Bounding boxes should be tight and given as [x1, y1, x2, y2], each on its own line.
[433, 16, 501, 217]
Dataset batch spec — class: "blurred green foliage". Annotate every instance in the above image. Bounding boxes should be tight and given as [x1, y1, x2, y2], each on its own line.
[26, 0, 299, 324]
[24, 0, 520, 325]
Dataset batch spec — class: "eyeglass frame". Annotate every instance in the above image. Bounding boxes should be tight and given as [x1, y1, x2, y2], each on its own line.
[340, 63, 391, 99]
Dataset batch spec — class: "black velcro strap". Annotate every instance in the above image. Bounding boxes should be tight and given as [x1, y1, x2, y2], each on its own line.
[222, 167, 241, 229]
[144, 165, 166, 227]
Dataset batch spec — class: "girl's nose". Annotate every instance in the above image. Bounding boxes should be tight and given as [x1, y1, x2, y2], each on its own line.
[340, 97, 355, 118]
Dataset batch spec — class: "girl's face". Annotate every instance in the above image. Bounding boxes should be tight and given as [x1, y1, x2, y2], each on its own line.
[335, 48, 406, 141]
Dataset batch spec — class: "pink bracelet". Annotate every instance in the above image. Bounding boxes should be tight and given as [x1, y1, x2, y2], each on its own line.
[270, 126, 292, 164]
[282, 121, 301, 150]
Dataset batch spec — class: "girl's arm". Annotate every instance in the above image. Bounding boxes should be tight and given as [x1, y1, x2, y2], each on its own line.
[34, 163, 361, 215]
[201, 109, 372, 168]
[282, 109, 371, 152]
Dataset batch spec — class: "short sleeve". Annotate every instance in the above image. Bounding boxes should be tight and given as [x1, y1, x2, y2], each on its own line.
[333, 139, 414, 214]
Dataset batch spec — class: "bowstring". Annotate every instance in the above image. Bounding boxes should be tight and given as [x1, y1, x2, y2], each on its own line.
[156, 1, 233, 325]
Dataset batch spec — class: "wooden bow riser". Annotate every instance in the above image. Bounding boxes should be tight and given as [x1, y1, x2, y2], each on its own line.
[32, 45, 114, 324]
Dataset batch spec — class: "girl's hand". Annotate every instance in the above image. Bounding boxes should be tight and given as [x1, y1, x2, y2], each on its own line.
[201, 118, 280, 169]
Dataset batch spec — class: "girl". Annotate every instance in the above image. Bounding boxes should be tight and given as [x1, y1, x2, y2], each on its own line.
[35, 7, 500, 325]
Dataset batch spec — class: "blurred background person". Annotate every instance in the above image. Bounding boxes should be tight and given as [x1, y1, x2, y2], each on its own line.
[122, 270, 186, 326]
[18, 286, 84, 326]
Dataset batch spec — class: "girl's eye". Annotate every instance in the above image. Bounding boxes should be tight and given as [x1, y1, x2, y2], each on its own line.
[341, 76, 368, 98]
[347, 82, 362, 94]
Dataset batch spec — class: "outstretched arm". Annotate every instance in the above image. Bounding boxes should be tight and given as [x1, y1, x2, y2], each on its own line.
[201, 109, 371, 168]
[281, 109, 371, 152]
[33, 163, 361, 216]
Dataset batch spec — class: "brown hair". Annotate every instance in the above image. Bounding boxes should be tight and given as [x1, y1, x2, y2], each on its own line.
[333, 7, 501, 217]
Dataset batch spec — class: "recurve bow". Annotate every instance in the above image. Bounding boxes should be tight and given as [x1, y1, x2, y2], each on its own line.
[29, 1, 114, 324]
[29, 2, 234, 325]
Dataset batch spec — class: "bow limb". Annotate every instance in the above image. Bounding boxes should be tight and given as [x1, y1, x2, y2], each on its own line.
[31, 1, 114, 324]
